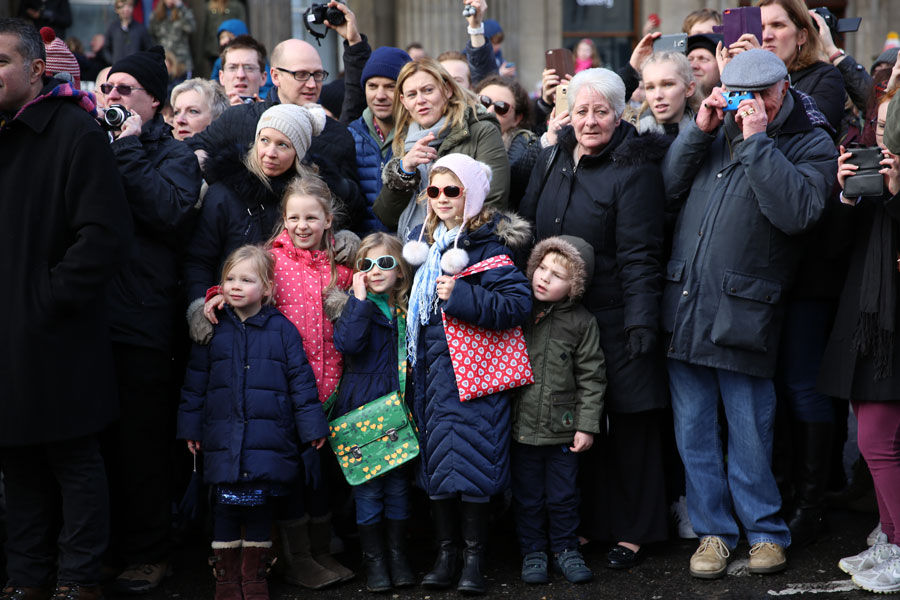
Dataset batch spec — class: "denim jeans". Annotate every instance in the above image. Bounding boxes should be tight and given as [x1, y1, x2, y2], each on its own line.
[352, 469, 410, 525]
[667, 359, 790, 549]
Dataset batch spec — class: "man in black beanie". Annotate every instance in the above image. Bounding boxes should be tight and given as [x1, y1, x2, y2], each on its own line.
[102, 45, 202, 594]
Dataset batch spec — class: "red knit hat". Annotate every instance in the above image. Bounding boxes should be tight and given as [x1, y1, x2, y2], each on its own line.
[40, 27, 81, 89]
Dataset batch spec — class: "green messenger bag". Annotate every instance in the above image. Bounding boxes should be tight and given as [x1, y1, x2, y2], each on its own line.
[327, 301, 419, 486]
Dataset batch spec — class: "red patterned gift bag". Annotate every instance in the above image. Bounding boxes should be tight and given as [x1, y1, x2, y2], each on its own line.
[441, 255, 534, 402]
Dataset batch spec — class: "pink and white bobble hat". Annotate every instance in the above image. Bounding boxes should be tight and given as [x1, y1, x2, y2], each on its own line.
[402, 153, 492, 274]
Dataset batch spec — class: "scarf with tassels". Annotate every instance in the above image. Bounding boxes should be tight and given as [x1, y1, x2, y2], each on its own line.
[406, 223, 459, 365]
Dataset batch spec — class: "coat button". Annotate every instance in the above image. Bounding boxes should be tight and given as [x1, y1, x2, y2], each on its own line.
[682, 290, 688, 297]
[698, 230, 702, 237]
[555, 218, 561, 223]
[464, 240, 470, 247]
[730, 288, 737, 293]
[765, 295, 772, 301]
[717, 173, 723, 178]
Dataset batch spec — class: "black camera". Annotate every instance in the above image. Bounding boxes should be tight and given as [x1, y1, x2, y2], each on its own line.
[844, 146, 885, 198]
[306, 2, 344, 27]
[100, 104, 131, 131]
[812, 7, 861, 38]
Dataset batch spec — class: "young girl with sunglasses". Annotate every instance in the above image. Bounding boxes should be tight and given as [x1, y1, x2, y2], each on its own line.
[326, 232, 415, 592]
[402, 153, 531, 594]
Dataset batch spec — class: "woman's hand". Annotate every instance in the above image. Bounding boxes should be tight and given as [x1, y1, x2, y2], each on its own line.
[836, 145, 858, 192]
[187, 440, 201, 454]
[401, 132, 438, 173]
[696, 86, 727, 134]
[546, 106, 570, 146]
[351, 271, 368, 300]
[727, 32, 762, 57]
[311, 437, 326, 450]
[569, 431, 594, 453]
[881, 149, 900, 196]
[735, 94, 768, 139]
[809, 9, 839, 61]
[629, 32, 661, 72]
[436, 275, 456, 301]
[541, 68, 571, 106]
[204, 293, 225, 324]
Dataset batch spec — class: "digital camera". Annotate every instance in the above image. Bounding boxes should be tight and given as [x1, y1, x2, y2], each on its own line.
[722, 90, 754, 112]
[305, 2, 344, 26]
[101, 104, 131, 130]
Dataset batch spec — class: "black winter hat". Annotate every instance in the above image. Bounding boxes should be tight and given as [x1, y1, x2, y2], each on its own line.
[109, 45, 168, 106]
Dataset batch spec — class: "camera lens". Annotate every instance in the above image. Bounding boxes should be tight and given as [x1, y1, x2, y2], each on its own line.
[325, 6, 344, 26]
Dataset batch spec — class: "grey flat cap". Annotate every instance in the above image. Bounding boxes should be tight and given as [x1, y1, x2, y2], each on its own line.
[721, 49, 788, 92]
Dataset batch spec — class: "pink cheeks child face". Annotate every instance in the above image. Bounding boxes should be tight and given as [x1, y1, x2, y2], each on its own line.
[532, 253, 573, 303]
[283, 193, 332, 251]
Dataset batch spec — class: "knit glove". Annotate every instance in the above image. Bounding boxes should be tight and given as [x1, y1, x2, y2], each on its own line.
[626, 326, 657, 359]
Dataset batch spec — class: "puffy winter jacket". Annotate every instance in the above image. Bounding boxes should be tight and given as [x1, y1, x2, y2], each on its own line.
[177, 304, 329, 485]
[408, 212, 532, 498]
[348, 111, 392, 233]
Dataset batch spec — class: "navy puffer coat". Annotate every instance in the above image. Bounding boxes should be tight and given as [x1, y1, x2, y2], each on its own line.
[348, 114, 391, 233]
[408, 212, 532, 498]
[177, 305, 330, 485]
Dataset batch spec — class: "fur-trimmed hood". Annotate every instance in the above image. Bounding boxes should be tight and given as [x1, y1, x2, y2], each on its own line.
[471, 210, 532, 250]
[526, 235, 594, 300]
[324, 286, 350, 322]
[557, 120, 671, 167]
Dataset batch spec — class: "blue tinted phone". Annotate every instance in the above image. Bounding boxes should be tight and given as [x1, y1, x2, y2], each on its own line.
[722, 90, 754, 111]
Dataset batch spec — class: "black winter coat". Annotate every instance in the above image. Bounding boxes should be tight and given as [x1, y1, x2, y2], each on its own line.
[520, 122, 668, 413]
[0, 79, 133, 446]
[107, 113, 201, 351]
[791, 61, 845, 134]
[186, 86, 366, 232]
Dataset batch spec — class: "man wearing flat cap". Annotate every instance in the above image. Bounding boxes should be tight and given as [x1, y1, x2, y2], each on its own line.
[660, 49, 837, 580]
[103, 45, 202, 592]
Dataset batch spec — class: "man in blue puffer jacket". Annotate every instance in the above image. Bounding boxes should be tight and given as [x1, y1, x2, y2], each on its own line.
[347, 46, 411, 232]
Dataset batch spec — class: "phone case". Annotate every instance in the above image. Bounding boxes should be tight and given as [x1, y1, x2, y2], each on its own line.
[653, 34, 687, 54]
[545, 48, 575, 79]
[713, 7, 763, 47]
[845, 147, 885, 198]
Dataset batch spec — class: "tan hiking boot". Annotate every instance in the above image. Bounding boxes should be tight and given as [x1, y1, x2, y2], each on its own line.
[689, 536, 730, 579]
[748, 542, 787, 574]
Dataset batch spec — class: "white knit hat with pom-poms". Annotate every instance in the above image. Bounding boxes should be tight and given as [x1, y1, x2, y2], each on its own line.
[433, 154, 493, 274]
[255, 103, 326, 158]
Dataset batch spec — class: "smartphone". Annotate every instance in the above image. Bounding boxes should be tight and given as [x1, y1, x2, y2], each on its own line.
[713, 6, 763, 47]
[556, 83, 569, 114]
[545, 48, 575, 79]
[653, 33, 688, 54]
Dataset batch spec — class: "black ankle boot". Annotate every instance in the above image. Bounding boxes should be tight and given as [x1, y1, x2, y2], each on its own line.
[422, 499, 459, 589]
[358, 522, 391, 592]
[788, 421, 833, 548]
[457, 501, 490, 595]
[385, 519, 416, 587]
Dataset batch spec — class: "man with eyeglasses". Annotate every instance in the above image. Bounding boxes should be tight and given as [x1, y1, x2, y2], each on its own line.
[187, 1, 366, 233]
[103, 45, 202, 594]
[218, 34, 268, 106]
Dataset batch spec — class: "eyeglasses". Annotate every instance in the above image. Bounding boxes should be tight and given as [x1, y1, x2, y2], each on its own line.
[479, 95, 511, 116]
[426, 185, 463, 199]
[224, 63, 261, 74]
[356, 255, 398, 272]
[99, 83, 146, 96]
[275, 67, 329, 83]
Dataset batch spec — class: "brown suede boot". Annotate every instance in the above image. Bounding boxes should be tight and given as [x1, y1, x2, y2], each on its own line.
[241, 541, 274, 600]
[277, 517, 341, 589]
[209, 541, 242, 600]
[309, 513, 354, 582]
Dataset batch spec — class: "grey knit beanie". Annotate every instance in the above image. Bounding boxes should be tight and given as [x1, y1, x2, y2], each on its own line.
[255, 103, 326, 156]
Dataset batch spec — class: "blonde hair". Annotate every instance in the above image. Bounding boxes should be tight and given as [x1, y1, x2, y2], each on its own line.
[220, 245, 276, 305]
[391, 58, 476, 157]
[268, 175, 343, 295]
[681, 8, 721, 34]
[244, 130, 316, 191]
[354, 233, 412, 310]
[419, 166, 495, 244]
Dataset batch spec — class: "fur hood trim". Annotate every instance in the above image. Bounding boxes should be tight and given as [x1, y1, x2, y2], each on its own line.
[493, 211, 532, 250]
[526, 236, 594, 300]
[324, 287, 350, 322]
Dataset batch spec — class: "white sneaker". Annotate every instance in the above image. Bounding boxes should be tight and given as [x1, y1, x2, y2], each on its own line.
[853, 556, 900, 593]
[671, 495, 698, 539]
[839, 543, 900, 576]
[868, 523, 887, 547]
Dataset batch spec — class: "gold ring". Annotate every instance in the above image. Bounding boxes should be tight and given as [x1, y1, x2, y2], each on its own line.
[747, 107, 756, 115]
[738, 110, 748, 118]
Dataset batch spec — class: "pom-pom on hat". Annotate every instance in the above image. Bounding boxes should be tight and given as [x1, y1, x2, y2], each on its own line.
[255, 103, 327, 157]
[41, 27, 81, 89]
[361, 46, 412, 86]
[109, 45, 168, 104]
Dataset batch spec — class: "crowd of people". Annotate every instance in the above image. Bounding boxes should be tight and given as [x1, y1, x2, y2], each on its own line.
[2, 0, 900, 598]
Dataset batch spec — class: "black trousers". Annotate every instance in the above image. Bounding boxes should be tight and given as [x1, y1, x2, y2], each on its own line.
[1, 435, 109, 586]
[103, 343, 174, 565]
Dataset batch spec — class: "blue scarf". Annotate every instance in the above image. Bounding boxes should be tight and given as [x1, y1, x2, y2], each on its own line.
[406, 223, 459, 365]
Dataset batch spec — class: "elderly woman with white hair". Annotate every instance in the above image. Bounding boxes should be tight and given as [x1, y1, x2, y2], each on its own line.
[520, 67, 669, 571]
[169, 77, 229, 141]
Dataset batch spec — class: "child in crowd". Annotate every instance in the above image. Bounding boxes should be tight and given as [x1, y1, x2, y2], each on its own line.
[103, 0, 153, 65]
[513, 236, 606, 585]
[327, 232, 415, 592]
[402, 153, 532, 594]
[178, 245, 329, 600]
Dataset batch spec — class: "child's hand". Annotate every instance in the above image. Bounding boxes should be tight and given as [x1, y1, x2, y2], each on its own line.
[187, 440, 201, 454]
[352, 271, 368, 300]
[203, 294, 225, 324]
[435, 275, 456, 301]
[311, 437, 326, 450]
[569, 431, 593, 453]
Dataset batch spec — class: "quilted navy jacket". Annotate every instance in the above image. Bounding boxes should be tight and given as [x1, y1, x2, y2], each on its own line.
[408, 213, 532, 497]
[348, 115, 391, 233]
[332, 294, 404, 417]
[177, 304, 330, 485]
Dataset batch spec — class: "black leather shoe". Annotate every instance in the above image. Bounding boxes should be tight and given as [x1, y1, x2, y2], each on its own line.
[606, 545, 645, 570]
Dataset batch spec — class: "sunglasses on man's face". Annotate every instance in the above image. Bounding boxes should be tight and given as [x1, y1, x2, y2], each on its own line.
[425, 185, 463, 199]
[100, 83, 146, 96]
[479, 95, 511, 115]
[356, 255, 398, 272]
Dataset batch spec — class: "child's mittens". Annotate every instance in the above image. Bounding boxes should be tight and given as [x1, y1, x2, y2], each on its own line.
[186, 297, 214, 345]
[333, 229, 361, 266]
[300, 445, 322, 488]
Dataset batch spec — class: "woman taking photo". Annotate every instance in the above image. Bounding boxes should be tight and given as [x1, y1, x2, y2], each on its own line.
[373, 58, 509, 237]
[520, 67, 669, 571]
